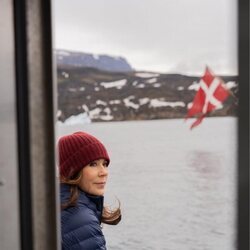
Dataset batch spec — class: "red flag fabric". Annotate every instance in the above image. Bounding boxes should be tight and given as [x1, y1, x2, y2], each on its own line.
[186, 66, 230, 129]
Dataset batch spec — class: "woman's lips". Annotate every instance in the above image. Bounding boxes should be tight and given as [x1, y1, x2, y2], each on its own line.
[94, 182, 106, 188]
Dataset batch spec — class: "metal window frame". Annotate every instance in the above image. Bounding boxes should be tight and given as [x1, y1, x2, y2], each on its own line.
[237, 0, 249, 249]
[6, 0, 250, 249]
[14, 0, 60, 249]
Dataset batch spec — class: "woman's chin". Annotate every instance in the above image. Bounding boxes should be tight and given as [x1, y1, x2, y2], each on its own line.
[90, 188, 105, 196]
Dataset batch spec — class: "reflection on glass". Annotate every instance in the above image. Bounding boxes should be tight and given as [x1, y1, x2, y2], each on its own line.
[54, 0, 238, 249]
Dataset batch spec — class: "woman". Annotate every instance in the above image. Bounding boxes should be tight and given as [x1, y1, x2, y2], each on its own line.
[59, 131, 121, 250]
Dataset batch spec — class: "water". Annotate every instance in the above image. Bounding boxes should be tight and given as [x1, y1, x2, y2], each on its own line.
[57, 117, 237, 250]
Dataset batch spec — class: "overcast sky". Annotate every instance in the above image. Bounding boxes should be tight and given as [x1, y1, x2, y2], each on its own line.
[54, 0, 237, 75]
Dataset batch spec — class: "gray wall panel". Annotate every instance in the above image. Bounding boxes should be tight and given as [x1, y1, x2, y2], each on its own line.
[0, 1, 20, 250]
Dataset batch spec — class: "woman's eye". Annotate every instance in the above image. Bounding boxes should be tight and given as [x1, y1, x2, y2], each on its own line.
[89, 162, 97, 167]
[103, 161, 108, 167]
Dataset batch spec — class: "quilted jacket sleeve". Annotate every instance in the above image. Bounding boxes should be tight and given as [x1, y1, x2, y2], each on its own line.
[61, 206, 106, 250]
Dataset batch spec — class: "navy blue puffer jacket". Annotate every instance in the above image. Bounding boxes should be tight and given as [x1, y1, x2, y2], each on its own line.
[60, 184, 106, 250]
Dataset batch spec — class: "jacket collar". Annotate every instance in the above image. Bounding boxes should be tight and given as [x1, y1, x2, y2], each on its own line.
[60, 183, 104, 222]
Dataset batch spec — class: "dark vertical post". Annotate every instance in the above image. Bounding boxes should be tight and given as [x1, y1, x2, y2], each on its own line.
[14, 0, 60, 249]
[237, 0, 249, 249]
[14, 0, 33, 249]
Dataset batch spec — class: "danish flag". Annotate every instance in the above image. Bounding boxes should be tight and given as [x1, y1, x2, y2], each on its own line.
[186, 66, 230, 129]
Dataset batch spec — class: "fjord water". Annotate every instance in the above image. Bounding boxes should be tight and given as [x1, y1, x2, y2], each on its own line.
[57, 117, 237, 250]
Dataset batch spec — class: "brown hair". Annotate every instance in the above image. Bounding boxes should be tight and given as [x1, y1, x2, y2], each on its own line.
[60, 172, 121, 225]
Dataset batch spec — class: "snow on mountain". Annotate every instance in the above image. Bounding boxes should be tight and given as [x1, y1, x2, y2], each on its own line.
[146, 78, 158, 84]
[153, 83, 161, 88]
[149, 99, 185, 108]
[57, 66, 238, 124]
[64, 113, 91, 125]
[100, 79, 127, 89]
[123, 96, 140, 109]
[188, 81, 200, 91]
[226, 81, 237, 89]
[96, 100, 107, 106]
[109, 100, 121, 105]
[139, 98, 150, 105]
[177, 86, 184, 91]
[136, 83, 145, 88]
[135, 72, 160, 78]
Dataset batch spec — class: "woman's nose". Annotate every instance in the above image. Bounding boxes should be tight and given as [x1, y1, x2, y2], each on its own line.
[98, 164, 108, 176]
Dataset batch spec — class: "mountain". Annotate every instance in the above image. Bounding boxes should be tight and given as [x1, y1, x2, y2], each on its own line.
[57, 65, 238, 123]
[55, 49, 133, 72]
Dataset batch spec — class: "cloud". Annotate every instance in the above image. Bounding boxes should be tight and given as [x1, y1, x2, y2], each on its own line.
[54, 0, 237, 74]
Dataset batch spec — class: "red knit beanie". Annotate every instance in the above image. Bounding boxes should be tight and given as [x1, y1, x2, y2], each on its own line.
[58, 131, 110, 178]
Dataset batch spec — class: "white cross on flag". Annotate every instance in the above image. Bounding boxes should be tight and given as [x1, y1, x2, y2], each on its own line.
[186, 66, 230, 129]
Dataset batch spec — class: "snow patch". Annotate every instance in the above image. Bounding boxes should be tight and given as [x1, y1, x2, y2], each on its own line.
[153, 83, 161, 88]
[177, 86, 184, 91]
[139, 98, 150, 105]
[188, 81, 200, 91]
[135, 72, 159, 78]
[226, 81, 237, 89]
[136, 84, 145, 88]
[89, 108, 102, 119]
[149, 99, 185, 108]
[62, 71, 69, 78]
[96, 100, 107, 106]
[215, 103, 223, 110]
[81, 107, 114, 121]
[79, 87, 85, 91]
[82, 105, 89, 112]
[68, 88, 76, 92]
[95, 87, 100, 91]
[123, 96, 139, 109]
[109, 100, 121, 105]
[99, 107, 114, 121]
[64, 113, 91, 125]
[146, 78, 157, 84]
[100, 79, 127, 89]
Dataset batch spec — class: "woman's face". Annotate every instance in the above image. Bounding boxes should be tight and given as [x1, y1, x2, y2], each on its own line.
[78, 158, 109, 196]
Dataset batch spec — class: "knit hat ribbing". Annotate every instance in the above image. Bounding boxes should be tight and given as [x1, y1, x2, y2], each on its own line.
[59, 131, 110, 178]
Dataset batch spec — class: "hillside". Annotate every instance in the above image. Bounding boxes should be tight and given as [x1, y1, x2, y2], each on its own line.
[57, 66, 238, 123]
